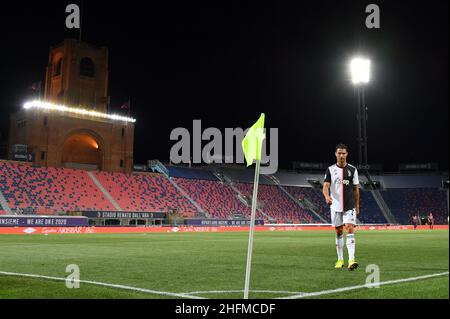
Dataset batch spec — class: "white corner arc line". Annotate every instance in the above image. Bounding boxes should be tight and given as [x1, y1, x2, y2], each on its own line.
[0, 271, 205, 299]
[277, 271, 449, 299]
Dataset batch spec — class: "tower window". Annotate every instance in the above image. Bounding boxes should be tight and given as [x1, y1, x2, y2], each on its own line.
[120, 159, 124, 167]
[80, 57, 95, 77]
[121, 128, 125, 137]
[43, 116, 48, 127]
[41, 151, 46, 160]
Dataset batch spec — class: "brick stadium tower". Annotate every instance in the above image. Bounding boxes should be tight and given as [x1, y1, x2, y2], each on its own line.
[8, 39, 135, 172]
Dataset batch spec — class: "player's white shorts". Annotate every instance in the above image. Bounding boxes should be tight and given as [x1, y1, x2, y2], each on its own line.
[331, 208, 356, 227]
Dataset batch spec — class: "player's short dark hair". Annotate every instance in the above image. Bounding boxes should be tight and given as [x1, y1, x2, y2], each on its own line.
[335, 143, 348, 151]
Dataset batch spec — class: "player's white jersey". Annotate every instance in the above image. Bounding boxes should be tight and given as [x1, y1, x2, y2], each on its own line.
[324, 164, 359, 212]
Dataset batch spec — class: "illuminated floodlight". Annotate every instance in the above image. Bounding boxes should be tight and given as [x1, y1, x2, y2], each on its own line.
[23, 100, 136, 123]
[350, 57, 371, 85]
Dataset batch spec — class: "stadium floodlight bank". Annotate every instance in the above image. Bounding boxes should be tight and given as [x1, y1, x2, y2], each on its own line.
[24, 100, 136, 123]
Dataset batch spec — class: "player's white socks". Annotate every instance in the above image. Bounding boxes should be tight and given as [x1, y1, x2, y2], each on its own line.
[346, 233, 355, 260]
[336, 234, 344, 260]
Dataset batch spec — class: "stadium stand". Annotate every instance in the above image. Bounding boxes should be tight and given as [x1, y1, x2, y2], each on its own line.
[94, 171, 198, 214]
[1, 159, 447, 225]
[173, 178, 255, 219]
[284, 186, 329, 222]
[0, 161, 115, 213]
[284, 185, 397, 225]
[358, 190, 388, 224]
[380, 188, 448, 225]
[235, 183, 319, 223]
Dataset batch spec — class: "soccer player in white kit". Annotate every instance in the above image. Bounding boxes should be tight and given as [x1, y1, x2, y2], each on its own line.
[322, 144, 360, 271]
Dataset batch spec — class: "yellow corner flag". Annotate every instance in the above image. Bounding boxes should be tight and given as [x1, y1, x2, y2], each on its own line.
[242, 113, 266, 167]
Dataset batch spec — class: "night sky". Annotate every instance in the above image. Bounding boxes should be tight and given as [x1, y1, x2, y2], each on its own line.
[0, 1, 448, 172]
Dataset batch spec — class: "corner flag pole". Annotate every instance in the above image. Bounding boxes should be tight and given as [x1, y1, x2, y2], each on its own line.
[244, 159, 261, 299]
[241, 113, 265, 299]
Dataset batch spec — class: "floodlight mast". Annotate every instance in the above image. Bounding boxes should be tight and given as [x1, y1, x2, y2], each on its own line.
[350, 57, 371, 166]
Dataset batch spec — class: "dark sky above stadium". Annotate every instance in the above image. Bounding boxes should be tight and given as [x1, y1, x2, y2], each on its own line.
[0, 1, 448, 172]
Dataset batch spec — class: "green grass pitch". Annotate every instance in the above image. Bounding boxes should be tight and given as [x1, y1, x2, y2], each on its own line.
[0, 229, 448, 299]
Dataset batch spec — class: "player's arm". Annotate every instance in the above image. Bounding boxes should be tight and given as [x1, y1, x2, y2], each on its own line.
[322, 182, 332, 205]
[354, 185, 360, 214]
[353, 168, 360, 214]
[323, 168, 332, 205]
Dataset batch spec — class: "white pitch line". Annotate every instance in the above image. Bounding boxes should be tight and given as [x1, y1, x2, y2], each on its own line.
[184, 289, 306, 295]
[277, 271, 449, 299]
[3, 270, 447, 299]
[0, 271, 205, 299]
